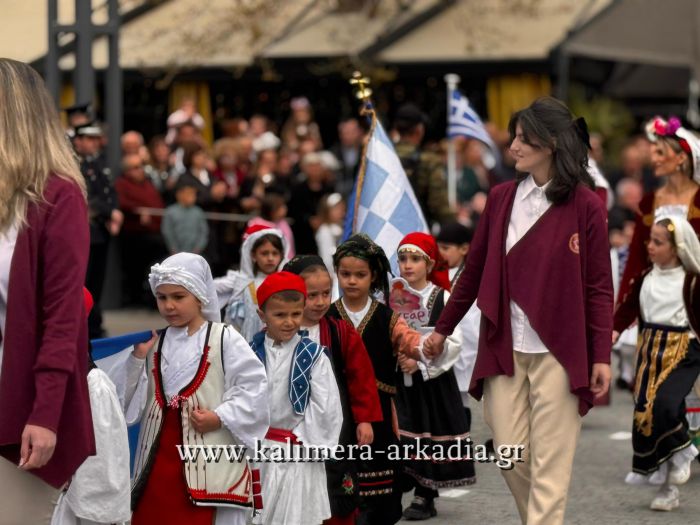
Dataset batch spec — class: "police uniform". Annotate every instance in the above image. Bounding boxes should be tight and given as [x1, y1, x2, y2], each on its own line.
[76, 123, 119, 338]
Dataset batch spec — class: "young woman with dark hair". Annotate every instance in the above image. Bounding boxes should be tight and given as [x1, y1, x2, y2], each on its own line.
[424, 96, 614, 525]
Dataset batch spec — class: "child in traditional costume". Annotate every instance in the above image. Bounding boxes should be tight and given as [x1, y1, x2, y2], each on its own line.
[215, 224, 288, 341]
[283, 255, 383, 525]
[394, 232, 476, 520]
[123, 253, 270, 525]
[327, 234, 422, 525]
[614, 216, 700, 511]
[250, 271, 343, 525]
[51, 288, 131, 525]
[436, 222, 479, 427]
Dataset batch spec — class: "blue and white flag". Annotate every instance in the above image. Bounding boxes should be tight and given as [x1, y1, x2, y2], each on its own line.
[92, 330, 155, 472]
[344, 118, 428, 272]
[448, 88, 497, 151]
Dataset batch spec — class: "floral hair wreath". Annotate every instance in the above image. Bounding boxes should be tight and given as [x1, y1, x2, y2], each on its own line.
[645, 116, 692, 155]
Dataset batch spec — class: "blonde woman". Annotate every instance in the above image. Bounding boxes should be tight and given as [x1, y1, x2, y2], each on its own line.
[0, 59, 95, 524]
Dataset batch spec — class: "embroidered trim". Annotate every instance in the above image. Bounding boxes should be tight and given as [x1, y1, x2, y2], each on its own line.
[336, 299, 378, 336]
[359, 487, 393, 496]
[376, 380, 396, 394]
[403, 467, 476, 489]
[426, 286, 440, 318]
[389, 310, 399, 335]
[169, 345, 212, 408]
[398, 429, 471, 442]
[358, 469, 393, 478]
[188, 488, 250, 504]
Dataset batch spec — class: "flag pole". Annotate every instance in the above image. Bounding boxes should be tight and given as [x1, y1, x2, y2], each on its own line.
[350, 71, 375, 233]
[444, 73, 460, 210]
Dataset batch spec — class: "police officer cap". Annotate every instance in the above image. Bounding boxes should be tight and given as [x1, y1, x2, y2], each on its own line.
[74, 121, 103, 137]
[63, 102, 93, 117]
[395, 103, 429, 126]
[436, 222, 473, 245]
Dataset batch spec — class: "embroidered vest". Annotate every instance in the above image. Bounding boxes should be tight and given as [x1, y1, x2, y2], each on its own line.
[131, 322, 252, 509]
[249, 331, 326, 415]
[328, 300, 398, 395]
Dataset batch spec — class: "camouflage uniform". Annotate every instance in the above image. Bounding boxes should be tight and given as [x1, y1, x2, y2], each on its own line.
[395, 142, 455, 227]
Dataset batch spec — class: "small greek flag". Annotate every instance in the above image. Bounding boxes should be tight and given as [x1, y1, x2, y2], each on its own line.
[344, 117, 428, 272]
[93, 330, 154, 472]
[448, 88, 496, 151]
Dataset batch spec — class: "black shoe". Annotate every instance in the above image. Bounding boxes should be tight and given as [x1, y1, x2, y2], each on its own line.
[402, 496, 437, 520]
[615, 378, 632, 391]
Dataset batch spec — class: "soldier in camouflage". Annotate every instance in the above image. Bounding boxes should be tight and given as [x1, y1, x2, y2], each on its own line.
[394, 104, 455, 227]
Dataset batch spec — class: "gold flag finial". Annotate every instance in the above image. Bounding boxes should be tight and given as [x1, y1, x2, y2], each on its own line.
[350, 71, 372, 102]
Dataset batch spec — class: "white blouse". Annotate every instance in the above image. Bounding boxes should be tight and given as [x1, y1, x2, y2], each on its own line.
[341, 297, 372, 329]
[0, 225, 18, 382]
[122, 322, 270, 451]
[640, 265, 689, 330]
[505, 175, 552, 354]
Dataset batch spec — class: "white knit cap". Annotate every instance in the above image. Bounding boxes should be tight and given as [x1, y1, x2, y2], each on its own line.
[148, 252, 221, 323]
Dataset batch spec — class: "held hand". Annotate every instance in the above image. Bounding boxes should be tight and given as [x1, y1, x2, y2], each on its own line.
[190, 409, 222, 434]
[423, 332, 446, 359]
[612, 330, 620, 345]
[133, 330, 158, 359]
[19, 425, 57, 470]
[590, 363, 612, 400]
[399, 357, 419, 374]
[356, 422, 374, 446]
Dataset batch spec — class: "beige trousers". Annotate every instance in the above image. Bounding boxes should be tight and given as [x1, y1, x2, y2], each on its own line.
[0, 456, 62, 525]
[483, 351, 582, 525]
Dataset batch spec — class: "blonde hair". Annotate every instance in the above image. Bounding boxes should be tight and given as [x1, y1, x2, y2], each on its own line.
[0, 58, 85, 232]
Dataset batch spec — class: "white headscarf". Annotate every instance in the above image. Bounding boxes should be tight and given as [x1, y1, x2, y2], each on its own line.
[667, 216, 700, 274]
[148, 253, 221, 323]
[240, 226, 289, 278]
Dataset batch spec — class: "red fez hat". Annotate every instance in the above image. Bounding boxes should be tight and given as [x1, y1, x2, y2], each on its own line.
[256, 271, 307, 307]
[83, 287, 94, 317]
[398, 232, 451, 291]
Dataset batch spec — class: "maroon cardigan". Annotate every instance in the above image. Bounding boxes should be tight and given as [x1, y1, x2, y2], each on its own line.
[435, 180, 613, 416]
[0, 175, 95, 487]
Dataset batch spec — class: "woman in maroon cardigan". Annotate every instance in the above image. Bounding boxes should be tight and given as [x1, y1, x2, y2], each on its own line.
[424, 97, 613, 525]
[0, 59, 95, 524]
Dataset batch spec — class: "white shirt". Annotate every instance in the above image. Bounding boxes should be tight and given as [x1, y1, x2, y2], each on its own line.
[262, 333, 341, 447]
[0, 225, 18, 376]
[301, 323, 321, 345]
[505, 175, 552, 354]
[341, 297, 371, 329]
[640, 265, 691, 334]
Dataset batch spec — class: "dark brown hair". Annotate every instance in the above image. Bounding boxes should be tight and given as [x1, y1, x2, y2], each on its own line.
[508, 96, 594, 205]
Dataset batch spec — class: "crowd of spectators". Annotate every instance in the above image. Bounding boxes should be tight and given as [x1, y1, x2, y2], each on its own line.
[76, 95, 654, 313]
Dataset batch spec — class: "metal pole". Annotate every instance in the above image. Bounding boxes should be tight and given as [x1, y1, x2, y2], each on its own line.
[444, 73, 460, 209]
[74, 0, 94, 106]
[46, 0, 60, 103]
[556, 47, 570, 102]
[105, 0, 122, 178]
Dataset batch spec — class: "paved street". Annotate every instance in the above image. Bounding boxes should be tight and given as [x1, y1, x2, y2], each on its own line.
[105, 309, 700, 525]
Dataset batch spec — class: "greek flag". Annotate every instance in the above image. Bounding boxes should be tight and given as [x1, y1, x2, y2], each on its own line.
[448, 88, 496, 151]
[344, 118, 428, 272]
[93, 330, 155, 472]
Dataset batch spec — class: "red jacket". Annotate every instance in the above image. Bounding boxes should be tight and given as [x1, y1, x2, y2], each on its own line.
[618, 188, 700, 304]
[435, 180, 613, 416]
[319, 316, 382, 424]
[114, 175, 164, 234]
[0, 176, 95, 487]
